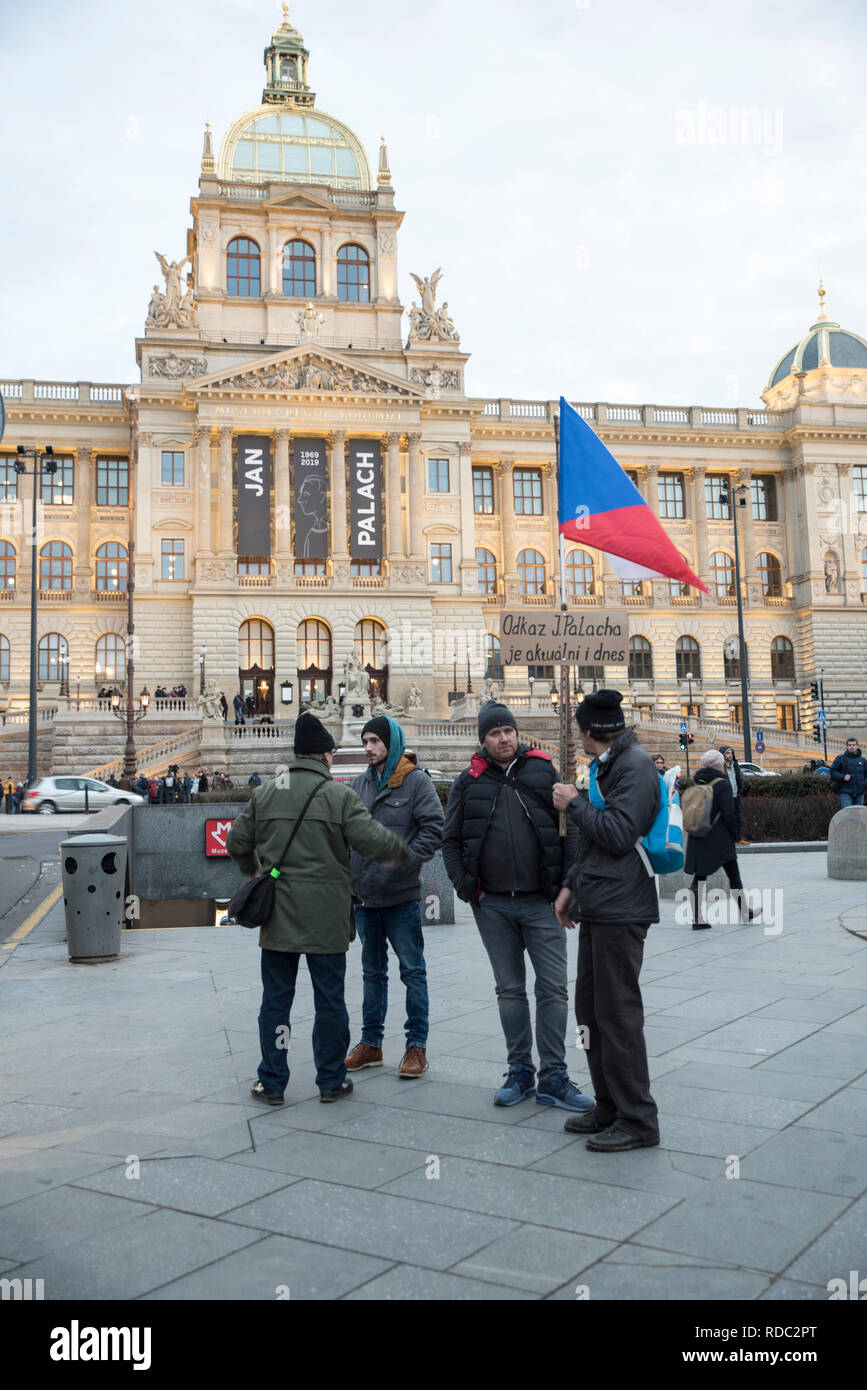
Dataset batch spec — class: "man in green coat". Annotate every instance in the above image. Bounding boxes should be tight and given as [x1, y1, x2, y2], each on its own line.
[227, 711, 410, 1105]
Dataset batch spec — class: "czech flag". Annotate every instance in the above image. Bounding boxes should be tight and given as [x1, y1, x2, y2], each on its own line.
[558, 397, 708, 593]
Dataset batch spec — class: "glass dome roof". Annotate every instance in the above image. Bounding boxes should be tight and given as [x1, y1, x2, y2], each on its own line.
[220, 106, 372, 191]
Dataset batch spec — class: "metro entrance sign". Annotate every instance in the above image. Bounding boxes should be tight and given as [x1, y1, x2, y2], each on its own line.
[205, 820, 234, 857]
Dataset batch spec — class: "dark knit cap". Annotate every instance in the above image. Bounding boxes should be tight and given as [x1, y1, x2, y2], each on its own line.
[293, 711, 335, 755]
[478, 700, 518, 743]
[361, 715, 392, 748]
[575, 688, 626, 735]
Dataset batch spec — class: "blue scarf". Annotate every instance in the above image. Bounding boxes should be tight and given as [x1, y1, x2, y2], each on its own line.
[375, 717, 406, 789]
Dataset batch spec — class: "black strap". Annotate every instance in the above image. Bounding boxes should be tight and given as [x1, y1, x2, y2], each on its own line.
[270, 779, 325, 879]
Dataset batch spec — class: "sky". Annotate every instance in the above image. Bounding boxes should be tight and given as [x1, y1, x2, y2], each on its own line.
[2, 0, 866, 407]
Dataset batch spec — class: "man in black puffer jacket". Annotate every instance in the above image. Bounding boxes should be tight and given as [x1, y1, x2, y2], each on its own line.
[553, 689, 661, 1153]
[443, 701, 593, 1114]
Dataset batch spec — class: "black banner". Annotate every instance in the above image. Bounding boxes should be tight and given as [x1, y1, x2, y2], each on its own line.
[237, 435, 272, 559]
[349, 439, 383, 561]
[293, 437, 329, 560]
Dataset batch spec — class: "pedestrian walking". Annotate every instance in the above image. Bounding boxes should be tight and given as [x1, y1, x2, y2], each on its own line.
[248, 772, 262, 789]
[652, 754, 666, 775]
[682, 749, 758, 928]
[220, 692, 229, 722]
[198, 770, 209, 793]
[134, 774, 150, 799]
[718, 745, 745, 838]
[3, 777, 14, 814]
[233, 693, 245, 726]
[227, 711, 411, 1106]
[830, 738, 867, 808]
[245, 693, 256, 720]
[345, 715, 444, 1079]
[148, 778, 159, 805]
[553, 689, 662, 1152]
[442, 700, 593, 1112]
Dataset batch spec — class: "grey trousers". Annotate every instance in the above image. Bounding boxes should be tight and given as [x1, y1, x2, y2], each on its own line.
[473, 893, 568, 1082]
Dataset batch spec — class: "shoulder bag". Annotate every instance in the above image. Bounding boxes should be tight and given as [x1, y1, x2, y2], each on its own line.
[229, 779, 325, 929]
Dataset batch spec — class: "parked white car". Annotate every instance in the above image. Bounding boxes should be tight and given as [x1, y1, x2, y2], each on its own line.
[739, 763, 780, 777]
[21, 777, 145, 814]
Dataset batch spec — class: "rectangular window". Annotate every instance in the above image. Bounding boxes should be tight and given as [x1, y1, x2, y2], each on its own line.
[161, 539, 184, 580]
[294, 560, 325, 577]
[777, 703, 796, 731]
[513, 469, 543, 515]
[752, 475, 778, 521]
[705, 475, 730, 520]
[39, 455, 74, 505]
[855, 468, 867, 514]
[0, 459, 19, 501]
[161, 451, 185, 486]
[473, 467, 494, 514]
[625, 470, 639, 487]
[96, 457, 129, 507]
[528, 665, 555, 680]
[428, 458, 450, 493]
[658, 473, 685, 519]
[430, 543, 452, 584]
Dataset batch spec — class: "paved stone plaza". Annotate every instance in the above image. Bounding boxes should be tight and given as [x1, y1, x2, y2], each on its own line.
[1, 850, 865, 1302]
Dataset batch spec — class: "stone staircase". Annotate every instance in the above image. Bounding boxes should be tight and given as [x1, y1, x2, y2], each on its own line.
[0, 725, 55, 781]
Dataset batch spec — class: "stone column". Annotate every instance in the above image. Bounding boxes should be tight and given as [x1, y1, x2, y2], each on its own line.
[499, 459, 518, 598]
[196, 427, 214, 555]
[540, 461, 559, 598]
[644, 462, 660, 518]
[218, 428, 234, 555]
[331, 430, 348, 558]
[386, 431, 404, 561]
[692, 464, 709, 581]
[74, 444, 94, 593]
[275, 428, 292, 564]
[458, 442, 476, 593]
[407, 432, 425, 559]
[320, 227, 334, 298]
[736, 468, 756, 604]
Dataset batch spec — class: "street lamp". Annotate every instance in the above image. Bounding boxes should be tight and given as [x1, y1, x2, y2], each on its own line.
[466, 644, 473, 695]
[529, 673, 535, 707]
[14, 444, 62, 786]
[58, 653, 70, 699]
[199, 645, 207, 695]
[720, 479, 753, 765]
[549, 682, 558, 709]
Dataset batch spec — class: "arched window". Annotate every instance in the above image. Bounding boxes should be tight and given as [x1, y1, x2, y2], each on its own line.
[283, 239, 316, 298]
[476, 548, 497, 595]
[94, 542, 128, 592]
[227, 237, 261, 297]
[619, 578, 645, 598]
[0, 541, 15, 591]
[757, 552, 782, 597]
[95, 633, 125, 684]
[0, 633, 9, 683]
[861, 547, 867, 594]
[770, 635, 795, 681]
[709, 551, 735, 598]
[239, 619, 275, 672]
[39, 541, 73, 590]
[517, 549, 545, 595]
[337, 244, 370, 303]
[675, 635, 701, 681]
[297, 619, 332, 704]
[355, 619, 388, 702]
[628, 635, 653, 681]
[38, 632, 67, 682]
[566, 549, 594, 598]
[723, 638, 749, 682]
[486, 634, 503, 681]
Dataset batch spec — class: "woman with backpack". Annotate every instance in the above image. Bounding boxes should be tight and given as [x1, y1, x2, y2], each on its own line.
[683, 749, 757, 929]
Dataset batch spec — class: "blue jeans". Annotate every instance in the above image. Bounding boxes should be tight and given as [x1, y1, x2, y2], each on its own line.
[355, 901, 429, 1049]
[258, 948, 349, 1094]
[840, 792, 865, 808]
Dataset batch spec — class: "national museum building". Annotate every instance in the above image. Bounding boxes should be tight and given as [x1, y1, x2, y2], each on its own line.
[2, 10, 867, 734]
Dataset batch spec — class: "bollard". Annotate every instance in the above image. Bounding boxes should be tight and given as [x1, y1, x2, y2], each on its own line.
[60, 833, 128, 963]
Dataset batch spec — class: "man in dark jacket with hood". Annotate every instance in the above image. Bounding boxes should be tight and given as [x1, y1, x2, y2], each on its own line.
[830, 738, 867, 807]
[553, 689, 661, 1152]
[346, 715, 444, 1080]
[443, 701, 593, 1113]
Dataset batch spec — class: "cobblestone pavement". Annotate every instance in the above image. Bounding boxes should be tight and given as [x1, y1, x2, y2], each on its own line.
[1, 852, 865, 1301]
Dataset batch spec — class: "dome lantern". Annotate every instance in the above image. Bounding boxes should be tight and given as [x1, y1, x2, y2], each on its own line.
[262, 2, 315, 109]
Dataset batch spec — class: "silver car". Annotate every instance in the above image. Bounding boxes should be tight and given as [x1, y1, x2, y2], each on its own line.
[21, 776, 145, 814]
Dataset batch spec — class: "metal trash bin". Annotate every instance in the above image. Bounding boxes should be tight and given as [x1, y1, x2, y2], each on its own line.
[60, 833, 128, 963]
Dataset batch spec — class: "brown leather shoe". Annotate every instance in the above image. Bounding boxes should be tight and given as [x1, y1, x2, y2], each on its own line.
[345, 1042, 383, 1071]
[399, 1045, 429, 1079]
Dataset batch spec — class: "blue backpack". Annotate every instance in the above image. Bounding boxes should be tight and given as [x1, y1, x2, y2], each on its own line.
[588, 762, 685, 876]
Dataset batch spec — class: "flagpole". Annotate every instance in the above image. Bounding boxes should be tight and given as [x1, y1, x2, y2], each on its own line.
[555, 410, 567, 837]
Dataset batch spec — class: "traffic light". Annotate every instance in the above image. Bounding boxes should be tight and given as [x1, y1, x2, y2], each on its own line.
[679, 734, 687, 751]
[813, 724, 822, 743]
[687, 733, 695, 746]
[809, 682, 820, 702]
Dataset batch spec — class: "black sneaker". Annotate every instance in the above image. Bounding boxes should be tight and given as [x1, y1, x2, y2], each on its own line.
[563, 1106, 612, 1135]
[319, 1078, 354, 1104]
[250, 1082, 284, 1106]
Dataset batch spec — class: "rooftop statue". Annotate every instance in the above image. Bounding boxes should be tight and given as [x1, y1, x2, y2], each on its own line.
[148, 252, 199, 330]
[408, 269, 460, 344]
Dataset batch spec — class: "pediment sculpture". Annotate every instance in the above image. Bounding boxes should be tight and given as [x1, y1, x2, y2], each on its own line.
[217, 354, 404, 396]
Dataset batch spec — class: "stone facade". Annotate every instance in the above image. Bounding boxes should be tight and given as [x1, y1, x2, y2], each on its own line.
[1, 15, 866, 741]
